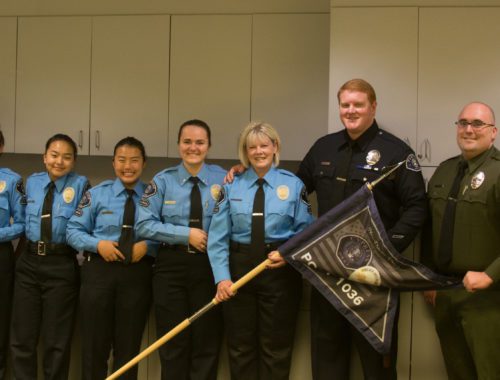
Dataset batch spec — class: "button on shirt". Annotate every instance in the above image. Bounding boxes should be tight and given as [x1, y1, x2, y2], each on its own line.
[66, 178, 156, 257]
[207, 166, 314, 284]
[136, 163, 226, 245]
[0, 168, 26, 242]
[25, 172, 89, 244]
[297, 122, 427, 252]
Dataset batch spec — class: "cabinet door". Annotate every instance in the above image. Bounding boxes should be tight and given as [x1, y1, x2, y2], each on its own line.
[252, 14, 329, 161]
[15, 17, 91, 154]
[330, 8, 418, 150]
[0, 17, 17, 153]
[168, 15, 252, 159]
[90, 15, 170, 156]
[418, 7, 500, 166]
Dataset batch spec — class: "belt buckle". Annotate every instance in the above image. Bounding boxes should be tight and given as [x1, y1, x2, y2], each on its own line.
[37, 241, 46, 256]
[187, 244, 197, 254]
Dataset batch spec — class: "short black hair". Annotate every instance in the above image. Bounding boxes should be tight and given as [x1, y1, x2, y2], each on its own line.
[0, 131, 4, 148]
[177, 119, 212, 147]
[45, 134, 78, 159]
[113, 136, 147, 161]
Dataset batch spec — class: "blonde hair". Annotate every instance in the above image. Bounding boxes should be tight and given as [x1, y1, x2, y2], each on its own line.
[238, 121, 281, 168]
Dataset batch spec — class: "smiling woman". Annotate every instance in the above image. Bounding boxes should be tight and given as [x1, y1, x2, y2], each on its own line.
[66, 136, 154, 380]
[207, 121, 314, 380]
[10, 134, 90, 380]
[135, 119, 226, 380]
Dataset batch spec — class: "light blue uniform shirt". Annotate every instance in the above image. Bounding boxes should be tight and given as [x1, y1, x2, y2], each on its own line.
[25, 172, 89, 244]
[66, 178, 156, 257]
[136, 163, 226, 245]
[0, 168, 26, 242]
[207, 166, 314, 283]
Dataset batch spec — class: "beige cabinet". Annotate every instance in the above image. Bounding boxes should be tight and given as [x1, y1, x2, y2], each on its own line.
[330, 7, 419, 151]
[15, 17, 92, 154]
[252, 14, 329, 160]
[0, 17, 17, 153]
[90, 15, 170, 156]
[418, 7, 500, 166]
[168, 15, 252, 159]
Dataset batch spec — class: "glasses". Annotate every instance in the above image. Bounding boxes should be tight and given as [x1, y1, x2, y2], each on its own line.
[455, 119, 495, 129]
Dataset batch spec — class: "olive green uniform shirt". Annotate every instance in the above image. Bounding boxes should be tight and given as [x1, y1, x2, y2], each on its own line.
[427, 146, 500, 282]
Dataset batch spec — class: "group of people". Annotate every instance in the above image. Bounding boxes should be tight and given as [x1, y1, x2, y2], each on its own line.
[0, 78, 497, 380]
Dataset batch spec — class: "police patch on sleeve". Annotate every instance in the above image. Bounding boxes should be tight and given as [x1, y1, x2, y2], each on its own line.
[300, 186, 312, 214]
[405, 154, 422, 172]
[74, 191, 91, 217]
[213, 187, 226, 214]
[16, 180, 27, 205]
[139, 180, 157, 207]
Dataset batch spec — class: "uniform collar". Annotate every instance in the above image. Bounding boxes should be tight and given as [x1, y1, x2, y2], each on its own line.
[466, 146, 496, 174]
[46, 172, 71, 192]
[339, 121, 379, 152]
[247, 166, 277, 189]
[178, 162, 209, 187]
[112, 178, 143, 196]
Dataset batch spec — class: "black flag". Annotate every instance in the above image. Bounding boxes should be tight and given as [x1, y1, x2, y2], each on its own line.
[278, 184, 461, 354]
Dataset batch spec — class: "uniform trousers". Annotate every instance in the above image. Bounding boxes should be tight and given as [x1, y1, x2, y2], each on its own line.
[10, 249, 79, 380]
[435, 288, 500, 380]
[310, 288, 398, 380]
[80, 253, 153, 380]
[224, 244, 302, 380]
[0, 242, 14, 380]
[153, 247, 222, 380]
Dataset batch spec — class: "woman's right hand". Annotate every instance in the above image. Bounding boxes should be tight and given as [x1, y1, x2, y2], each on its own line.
[216, 280, 235, 302]
[224, 164, 246, 184]
[97, 240, 125, 262]
[188, 228, 208, 252]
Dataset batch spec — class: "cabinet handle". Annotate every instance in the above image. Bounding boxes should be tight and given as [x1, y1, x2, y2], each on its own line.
[95, 130, 100, 150]
[418, 140, 425, 160]
[78, 130, 83, 149]
[425, 139, 431, 162]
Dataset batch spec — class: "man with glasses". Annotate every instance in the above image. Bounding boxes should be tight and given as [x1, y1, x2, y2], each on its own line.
[423, 101, 500, 379]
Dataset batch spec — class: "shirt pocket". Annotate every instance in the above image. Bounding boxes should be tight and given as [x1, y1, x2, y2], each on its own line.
[161, 203, 183, 225]
[229, 200, 251, 232]
[266, 200, 295, 236]
[26, 200, 41, 227]
[313, 165, 336, 200]
[0, 196, 11, 223]
[95, 212, 122, 234]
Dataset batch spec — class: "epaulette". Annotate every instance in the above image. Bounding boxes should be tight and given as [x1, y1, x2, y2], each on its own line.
[276, 168, 295, 178]
[91, 179, 114, 190]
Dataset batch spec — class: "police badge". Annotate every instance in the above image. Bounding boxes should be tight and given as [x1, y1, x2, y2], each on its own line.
[366, 150, 381, 166]
[471, 171, 485, 189]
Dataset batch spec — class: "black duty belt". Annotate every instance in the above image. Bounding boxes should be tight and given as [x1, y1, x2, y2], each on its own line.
[160, 243, 203, 254]
[230, 241, 285, 253]
[27, 240, 76, 256]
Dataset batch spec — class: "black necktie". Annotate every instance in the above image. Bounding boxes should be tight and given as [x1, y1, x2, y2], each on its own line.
[189, 177, 203, 229]
[40, 181, 55, 243]
[118, 189, 135, 264]
[437, 160, 467, 268]
[251, 178, 265, 256]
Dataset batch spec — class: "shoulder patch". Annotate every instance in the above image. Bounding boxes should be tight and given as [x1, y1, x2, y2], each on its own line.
[143, 181, 157, 198]
[300, 186, 312, 214]
[16, 180, 27, 205]
[139, 180, 157, 207]
[213, 187, 226, 214]
[405, 154, 422, 172]
[74, 191, 91, 217]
